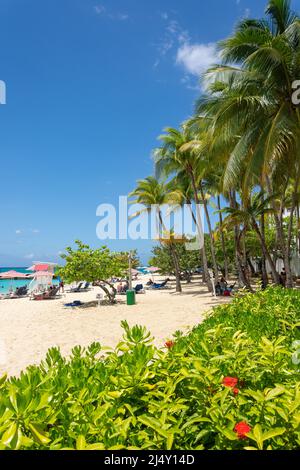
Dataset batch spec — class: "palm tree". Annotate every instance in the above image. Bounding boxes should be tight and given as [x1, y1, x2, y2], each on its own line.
[129, 176, 182, 292]
[154, 125, 219, 285]
[197, 0, 300, 287]
[166, 172, 213, 291]
[221, 191, 280, 285]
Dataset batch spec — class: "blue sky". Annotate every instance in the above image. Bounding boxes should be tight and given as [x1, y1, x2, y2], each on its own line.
[0, 0, 299, 266]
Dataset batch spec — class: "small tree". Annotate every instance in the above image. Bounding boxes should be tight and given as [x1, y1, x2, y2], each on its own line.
[58, 241, 129, 304]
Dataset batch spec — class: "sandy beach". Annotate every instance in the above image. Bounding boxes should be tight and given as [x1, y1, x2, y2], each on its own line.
[0, 277, 229, 377]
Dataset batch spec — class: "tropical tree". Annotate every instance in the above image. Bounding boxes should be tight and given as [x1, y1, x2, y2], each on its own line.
[58, 241, 128, 304]
[129, 177, 182, 292]
[197, 0, 300, 287]
[221, 191, 281, 285]
[154, 125, 218, 289]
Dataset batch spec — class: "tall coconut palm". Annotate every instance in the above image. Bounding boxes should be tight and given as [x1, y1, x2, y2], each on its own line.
[154, 125, 219, 285]
[197, 0, 300, 287]
[166, 172, 213, 291]
[129, 176, 182, 292]
[221, 191, 280, 285]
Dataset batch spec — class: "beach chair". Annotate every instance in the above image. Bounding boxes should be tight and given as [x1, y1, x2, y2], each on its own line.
[32, 286, 60, 300]
[69, 282, 83, 293]
[149, 279, 169, 290]
[15, 286, 28, 297]
[81, 282, 90, 291]
[3, 286, 29, 299]
[134, 284, 145, 294]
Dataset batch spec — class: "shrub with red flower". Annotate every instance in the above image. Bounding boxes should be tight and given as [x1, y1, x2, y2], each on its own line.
[234, 421, 251, 440]
[222, 377, 238, 388]
[165, 340, 175, 349]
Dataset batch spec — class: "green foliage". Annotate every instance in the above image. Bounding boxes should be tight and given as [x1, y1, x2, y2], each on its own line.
[1, 288, 300, 450]
[149, 242, 201, 275]
[58, 240, 129, 284]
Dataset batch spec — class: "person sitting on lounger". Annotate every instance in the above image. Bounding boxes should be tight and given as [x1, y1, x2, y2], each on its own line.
[117, 282, 123, 294]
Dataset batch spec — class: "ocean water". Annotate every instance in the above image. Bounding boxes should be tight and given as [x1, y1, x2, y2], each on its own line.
[0, 267, 58, 295]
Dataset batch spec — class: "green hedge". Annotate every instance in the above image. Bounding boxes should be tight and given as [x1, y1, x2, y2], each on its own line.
[0, 287, 300, 450]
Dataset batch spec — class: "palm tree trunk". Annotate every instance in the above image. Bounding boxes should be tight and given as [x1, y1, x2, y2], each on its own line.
[260, 213, 269, 288]
[265, 175, 293, 287]
[158, 211, 182, 293]
[189, 176, 213, 292]
[217, 195, 229, 279]
[286, 171, 300, 286]
[229, 191, 253, 290]
[199, 184, 219, 281]
[252, 220, 280, 285]
[296, 205, 300, 255]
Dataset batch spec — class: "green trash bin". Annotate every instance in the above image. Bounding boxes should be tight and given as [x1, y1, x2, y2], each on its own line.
[126, 289, 136, 306]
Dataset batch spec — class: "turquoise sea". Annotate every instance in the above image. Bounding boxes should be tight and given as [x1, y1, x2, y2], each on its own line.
[0, 267, 58, 294]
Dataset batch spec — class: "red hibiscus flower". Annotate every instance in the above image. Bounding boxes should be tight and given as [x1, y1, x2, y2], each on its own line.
[234, 421, 251, 440]
[222, 377, 238, 388]
[233, 387, 239, 395]
[165, 340, 175, 349]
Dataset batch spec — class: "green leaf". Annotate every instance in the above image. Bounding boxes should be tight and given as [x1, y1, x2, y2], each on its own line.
[217, 427, 237, 441]
[166, 434, 174, 450]
[28, 423, 51, 446]
[76, 435, 86, 450]
[86, 443, 105, 450]
[263, 428, 286, 441]
[0, 374, 7, 387]
[138, 416, 169, 438]
[1, 423, 18, 447]
[265, 387, 285, 401]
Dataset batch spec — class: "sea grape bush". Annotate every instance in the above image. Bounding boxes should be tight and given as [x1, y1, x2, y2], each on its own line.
[0, 287, 300, 450]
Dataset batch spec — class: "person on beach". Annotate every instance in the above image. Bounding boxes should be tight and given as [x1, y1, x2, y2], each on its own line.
[117, 282, 123, 294]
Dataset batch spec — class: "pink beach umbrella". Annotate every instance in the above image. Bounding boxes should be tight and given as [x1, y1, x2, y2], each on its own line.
[0, 270, 28, 279]
[147, 267, 160, 273]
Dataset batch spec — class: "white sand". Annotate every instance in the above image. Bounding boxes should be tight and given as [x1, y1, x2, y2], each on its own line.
[0, 277, 229, 377]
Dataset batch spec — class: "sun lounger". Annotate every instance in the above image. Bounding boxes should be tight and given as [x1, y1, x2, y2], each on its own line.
[68, 282, 83, 293]
[134, 284, 145, 294]
[148, 279, 169, 290]
[81, 282, 90, 291]
[32, 286, 60, 300]
[64, 300, 83, 308]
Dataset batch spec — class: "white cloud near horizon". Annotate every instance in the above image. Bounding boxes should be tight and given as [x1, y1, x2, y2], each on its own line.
[176, 42, 219, 77]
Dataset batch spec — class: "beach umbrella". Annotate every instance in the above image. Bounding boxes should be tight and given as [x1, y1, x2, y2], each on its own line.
[0, 270, 28, 293]
[147, 267, 159, 273]
[0, 270, 28, 279]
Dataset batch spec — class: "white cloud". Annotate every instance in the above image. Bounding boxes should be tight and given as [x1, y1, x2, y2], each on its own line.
[24, 253, 34, 260]
[94, 5, 106, 15]
[15, 229, 22, 235]
[118, 13, 129, 21]
[176, 43, 219, 76]
[32, 229, 40, 234]
[94, 5, 129, 21]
